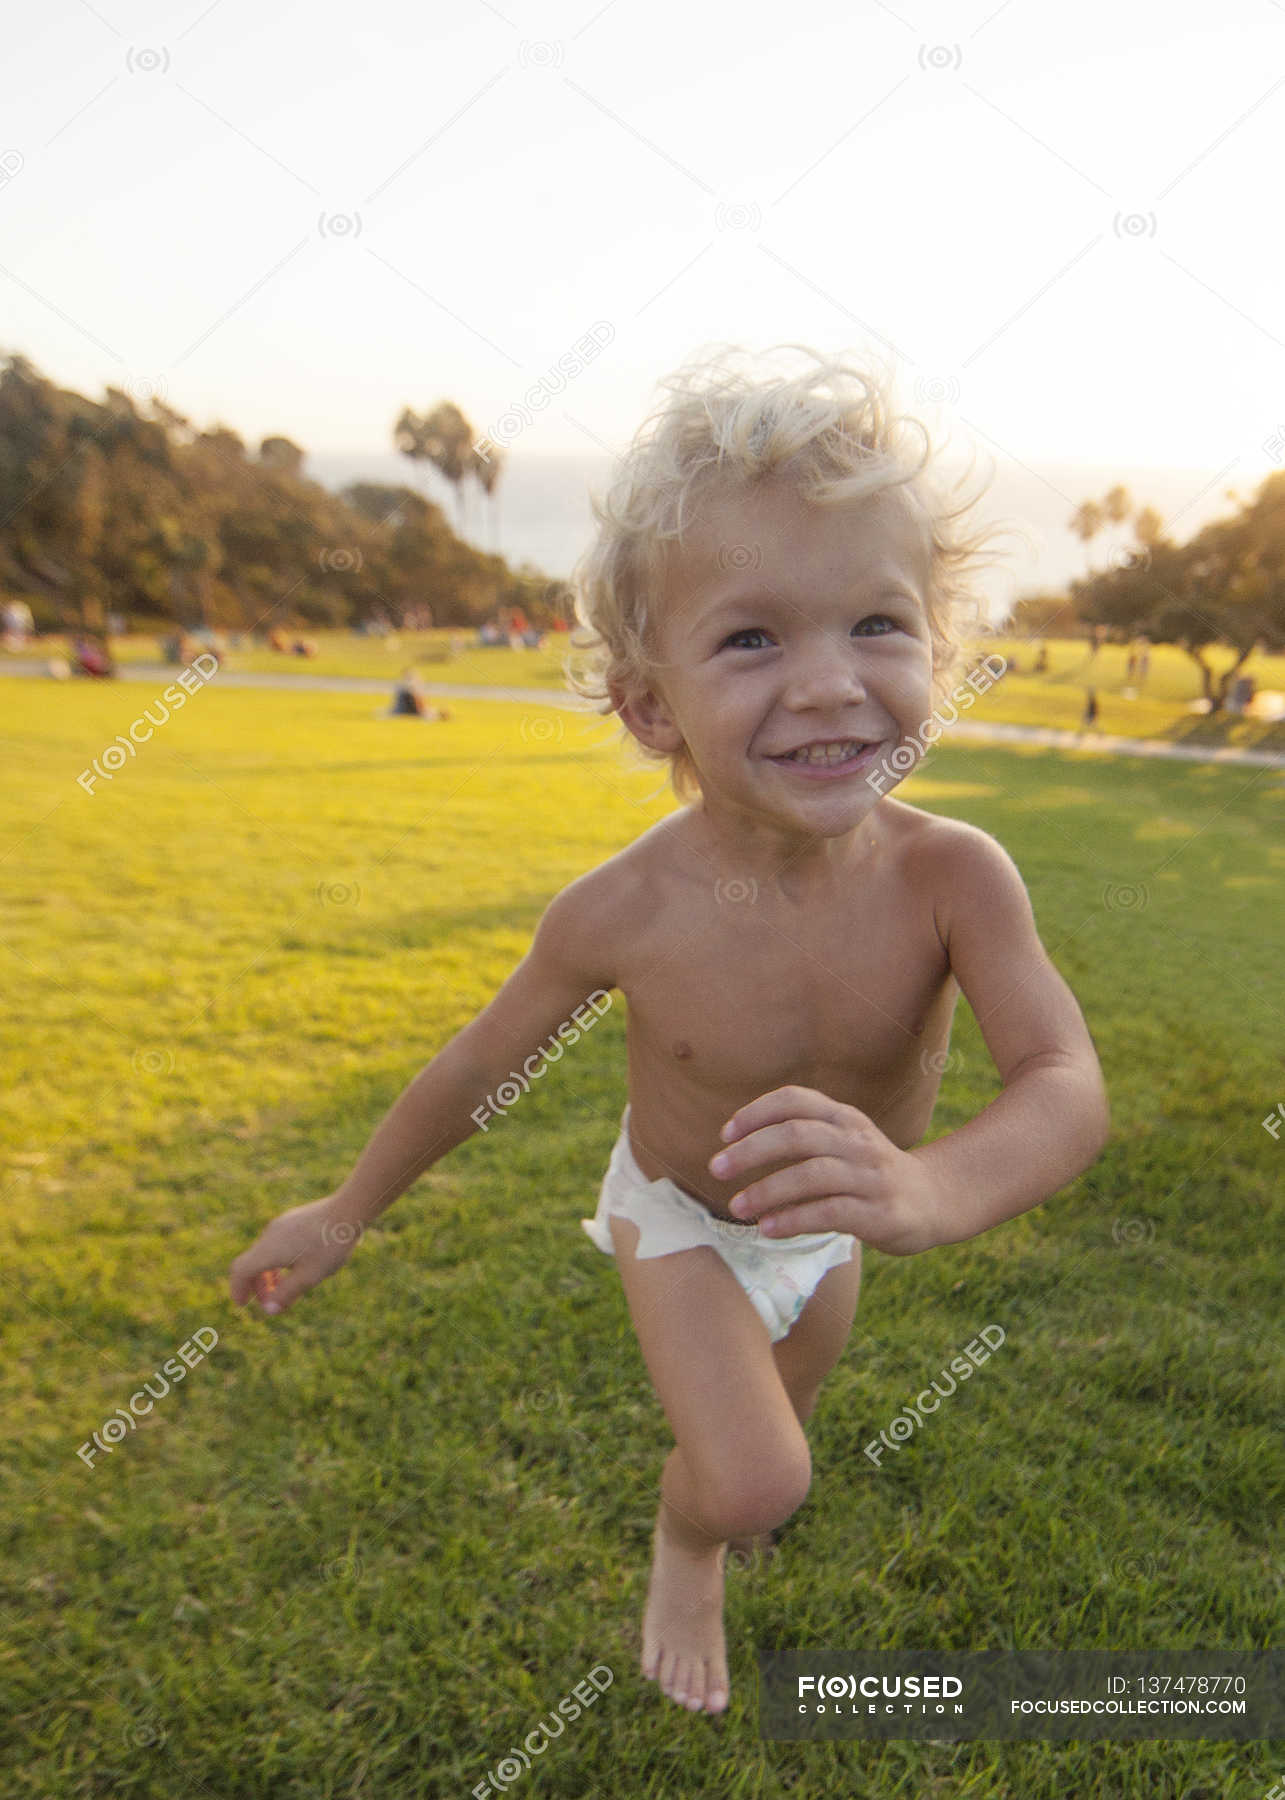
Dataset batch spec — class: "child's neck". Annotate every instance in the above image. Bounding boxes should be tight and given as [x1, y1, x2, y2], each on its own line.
[687, 795, 888, 894]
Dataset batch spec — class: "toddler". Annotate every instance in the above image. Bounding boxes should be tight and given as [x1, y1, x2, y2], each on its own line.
[229, 345, 1109, 1718]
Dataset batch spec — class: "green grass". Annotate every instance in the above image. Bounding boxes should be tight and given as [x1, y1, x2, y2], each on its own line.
[975, 634, 1285, 755]
[2, 677, 1282, 1798]
[8, 626, 577, 691]
[11, 625, 1284, 755]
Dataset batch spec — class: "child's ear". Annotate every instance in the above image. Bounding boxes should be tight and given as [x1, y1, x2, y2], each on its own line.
[609, 676, 684, 754]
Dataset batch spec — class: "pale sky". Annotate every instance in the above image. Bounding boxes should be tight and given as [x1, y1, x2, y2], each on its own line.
[3, 0, 1283, 486]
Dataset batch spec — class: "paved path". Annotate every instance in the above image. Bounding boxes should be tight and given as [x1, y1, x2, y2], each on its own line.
[5, 658, 1284, 769]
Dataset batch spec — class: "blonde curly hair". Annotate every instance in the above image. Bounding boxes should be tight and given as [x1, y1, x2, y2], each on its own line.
[565, 343, 1015, 803]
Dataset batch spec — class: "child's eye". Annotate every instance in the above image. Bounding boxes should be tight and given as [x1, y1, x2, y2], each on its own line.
[720, 615, 902, 651]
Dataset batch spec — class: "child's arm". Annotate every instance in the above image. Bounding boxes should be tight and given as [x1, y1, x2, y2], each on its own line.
[906, 824, 1110, 1244]
[227, 869, 620, 1315]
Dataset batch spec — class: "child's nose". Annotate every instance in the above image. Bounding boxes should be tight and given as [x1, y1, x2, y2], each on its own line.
[782, 643, 868, 711]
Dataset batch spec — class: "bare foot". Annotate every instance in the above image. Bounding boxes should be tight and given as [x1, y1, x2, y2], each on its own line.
[640, 1503, 730, 1715]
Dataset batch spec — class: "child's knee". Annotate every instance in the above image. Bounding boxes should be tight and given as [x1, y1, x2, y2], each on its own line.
[699, 1439, 812, 1540]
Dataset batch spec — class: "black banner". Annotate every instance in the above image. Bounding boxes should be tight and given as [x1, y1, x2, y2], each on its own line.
[758, 1650, 1283, 1740]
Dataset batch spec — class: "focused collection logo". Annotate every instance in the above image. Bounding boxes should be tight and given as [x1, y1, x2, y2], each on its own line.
[796, 1673, 965, 1714]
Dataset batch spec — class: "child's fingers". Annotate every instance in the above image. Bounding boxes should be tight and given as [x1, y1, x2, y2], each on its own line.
[754, 1195, 854, 1238]
[719, 1086, 866, 1144]
[712, 1118, 846, 1185]
[252, 1268, 286, 1314]
[256, 1264, 322, 1316]
[227, 1255, 280, 1308]
[227, 1254, 261, 1307]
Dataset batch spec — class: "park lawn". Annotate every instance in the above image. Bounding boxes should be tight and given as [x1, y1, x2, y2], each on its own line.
[13, 627, 1285, 755]
[1, 676, 1281, 1799]
[975, 635, 1285, 755]
[22, 628, 577, 692]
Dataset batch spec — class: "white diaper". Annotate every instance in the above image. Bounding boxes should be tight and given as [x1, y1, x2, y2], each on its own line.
[580, 1104, 856, 1344]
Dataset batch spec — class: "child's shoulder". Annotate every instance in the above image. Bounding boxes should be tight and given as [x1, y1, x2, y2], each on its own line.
[545, 810, 719, 950]
[882, 799, 1025, 918]
[541, 817, 682, 941]
[885, 801, 1037, 962]
[886, 797, 1010, 863]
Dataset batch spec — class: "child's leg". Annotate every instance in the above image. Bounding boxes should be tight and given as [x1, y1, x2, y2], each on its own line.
[608, 1217, 861, 1714]
[772, 1241, 863, 1424]
[729, 1245, 863, 1562]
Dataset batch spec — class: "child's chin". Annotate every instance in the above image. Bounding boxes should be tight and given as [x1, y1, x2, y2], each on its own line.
[769, 784, 881, 830]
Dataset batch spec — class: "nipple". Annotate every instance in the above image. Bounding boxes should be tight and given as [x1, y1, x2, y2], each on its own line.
[672, 1040, 693, 1060]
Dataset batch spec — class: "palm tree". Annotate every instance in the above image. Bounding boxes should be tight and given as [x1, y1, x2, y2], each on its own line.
[1133, 504, 1165, 549]
[394, 406, 429, 511]
[470, 439, 505, 552]
[1069, 499, 1105, 576]
[1098, 483, 1132, 571]
[394, 402, 476, 533]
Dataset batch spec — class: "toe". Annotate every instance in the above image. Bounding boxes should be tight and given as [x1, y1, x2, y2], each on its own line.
[703, 1646, 729, 1713]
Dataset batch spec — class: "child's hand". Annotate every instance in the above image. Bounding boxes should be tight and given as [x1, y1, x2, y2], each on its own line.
[227, 1195, 365, 1317]
[709, 1086, 946, 1257]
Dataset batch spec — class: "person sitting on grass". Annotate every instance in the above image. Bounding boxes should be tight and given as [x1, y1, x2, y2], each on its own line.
[70, 632, 115, 678]
[389, 666, 427, 716]
[229, 344, 1110, 1720]
[382, 667, 448, 721]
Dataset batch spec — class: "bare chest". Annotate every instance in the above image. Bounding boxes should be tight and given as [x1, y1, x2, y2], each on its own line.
[619, 886, 954, 1098]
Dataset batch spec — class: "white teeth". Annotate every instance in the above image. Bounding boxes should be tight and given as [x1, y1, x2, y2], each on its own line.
[783, 739, 867, 764]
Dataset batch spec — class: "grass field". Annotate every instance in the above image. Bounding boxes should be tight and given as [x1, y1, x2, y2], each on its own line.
[9, 627, 1285, 756]
[2, 674, 1282, 1798]
[972, 635, 1285, 754]
[10, 627, 579, 693]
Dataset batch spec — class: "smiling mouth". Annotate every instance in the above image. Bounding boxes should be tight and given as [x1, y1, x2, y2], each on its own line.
[769, 738, 879, 766]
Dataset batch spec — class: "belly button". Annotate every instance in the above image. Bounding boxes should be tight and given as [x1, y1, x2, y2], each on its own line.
[673, 1039, 693, 1060]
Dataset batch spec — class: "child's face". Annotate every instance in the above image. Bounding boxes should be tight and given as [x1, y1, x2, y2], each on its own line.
[629, 476, 936, 831]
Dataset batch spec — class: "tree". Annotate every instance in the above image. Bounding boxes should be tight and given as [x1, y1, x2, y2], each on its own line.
[1069, 499, 1105, 577]
[1073, 479, 1285, 713]
[341, 482, 443, 533]
[0, 350, 555, 634]
[259, 436, 305, 478]
[395, 401, 476, 533]
[1133, 504, 1165, 550]
[469, 438, 504, 552]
